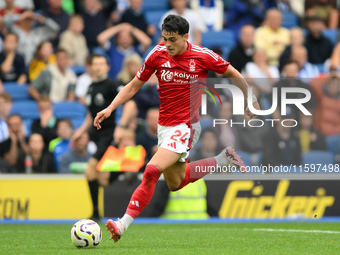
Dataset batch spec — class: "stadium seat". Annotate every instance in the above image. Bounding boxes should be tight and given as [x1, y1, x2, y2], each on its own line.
[302, 150, 335, 172]
[145, 10, 165, 28]
[322, 29, 338, 46]
[281, 11, 299, 29]
[10, 100, 39, 119]
[202, 29, 235, 49]
[23, 118, 34, 136]
[70, 65, 86, 76]
[325, 135, 340, 155]
[53, 101, 87, 119]
[143, 0, 168, 11]
[4, 84, 31, 101]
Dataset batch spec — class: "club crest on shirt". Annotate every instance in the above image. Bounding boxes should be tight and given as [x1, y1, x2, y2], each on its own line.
[94, 93, 105, 106]
[189, 59, 196, 72]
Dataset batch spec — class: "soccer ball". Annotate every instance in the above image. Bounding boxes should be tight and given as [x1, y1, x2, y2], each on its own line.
[71, 219, 102, 248]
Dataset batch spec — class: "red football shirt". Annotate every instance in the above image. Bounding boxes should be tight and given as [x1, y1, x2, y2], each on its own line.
[136, 42, 229, 126]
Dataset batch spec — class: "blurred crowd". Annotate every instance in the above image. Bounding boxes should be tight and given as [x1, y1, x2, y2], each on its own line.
[0, 0, 340, 174]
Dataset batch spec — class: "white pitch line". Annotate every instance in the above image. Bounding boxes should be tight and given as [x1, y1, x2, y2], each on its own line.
[253, 228, 340, 234]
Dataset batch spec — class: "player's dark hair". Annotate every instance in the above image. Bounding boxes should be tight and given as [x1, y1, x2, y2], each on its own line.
[90, 53, 110, 65]
[161, 14, 189, 36]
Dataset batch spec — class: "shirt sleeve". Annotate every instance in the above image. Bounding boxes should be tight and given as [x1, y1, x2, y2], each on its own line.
[136, 46, 158, 81]
[203, 48, 230, 74]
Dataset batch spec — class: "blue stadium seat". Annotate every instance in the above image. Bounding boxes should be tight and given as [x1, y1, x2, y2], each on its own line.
[4, 84, 31, 101]
[322, 29, 338, 46]
[143, 0, 168, 11]
[71, 118, 84, 129]
[326, 135, 340, 155]
[202, 29, 235, 49]
[70, 65, 86, 76]
[145, 10, 165, 27]
[281, 11, 299, 29]
[200, 117, 214, 131]
[10, 100, 39, 119]
[53, 102, 87, 119]
[302, 150, 335, 172]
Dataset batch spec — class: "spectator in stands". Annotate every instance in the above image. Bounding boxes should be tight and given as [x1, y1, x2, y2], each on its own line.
[0, 0, 22, 16]
[305, 0, 338, 29]
[0, 92, 12, 143]
[243, 48, 280, 96]
[191, 128, 221, 161]
[29, 48, 77, 102]
[18, 133, 56, 173]
[31, 97, 58, 149]
[273, 60, 317, 120]
[2, 10, 60, 66]
[117, 53, 142, 84]
[254, 9, 290, 67]
[291, 45, 319, 81]
[279, 27, 304, 71]
[59, 14, 89, 66]
[160, 0, 204, 45]
[190, 0, 223, 31]
[276, 0, 292, 12]
[42, 0, 70, 48]
[298, 112, 327, 153]
[0, 0, 34, 10]
[310, 74, 340, 136]
[262, 115, 301, 167]
[215, 101, 239, 148]
[49, 118, 73, 169]
[81, 0, 116, 51]
[133, 73, 160, 119]
[0, 32, 26, 84]
[75, 55, 93, 105]
[59, 131, 91, 173]
[227, 0, 276, 38]
[136, 107, 159, 161]
[228, 24, 255, 73]
[234, 85, 266, 165]
[0, 114, 29, 172]
[97, 22, 151, 78]
[28, 41, 56, 82]
[304, 14, 333, 64]
[120, 0, 156, 38]
[328, 42, 340, 73]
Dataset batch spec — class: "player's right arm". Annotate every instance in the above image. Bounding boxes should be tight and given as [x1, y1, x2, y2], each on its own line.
[94, 77, 145, 129]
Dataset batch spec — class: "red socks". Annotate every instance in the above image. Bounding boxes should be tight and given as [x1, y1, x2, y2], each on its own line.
[171, 157, 217, 191]
[125, 157, 217, 218]
[125, 165, 161, 219]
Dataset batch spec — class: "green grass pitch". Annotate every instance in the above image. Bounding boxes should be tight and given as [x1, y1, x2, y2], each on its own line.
[1, 222, 340, 255]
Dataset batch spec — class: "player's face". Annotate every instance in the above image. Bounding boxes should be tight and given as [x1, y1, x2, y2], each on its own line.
[162, 31, 189, 56]
[91, 56, 110, 80]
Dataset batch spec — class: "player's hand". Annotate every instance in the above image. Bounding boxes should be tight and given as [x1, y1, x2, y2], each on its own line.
[245, 101, 260, 119]
[94, 107, 112, 130]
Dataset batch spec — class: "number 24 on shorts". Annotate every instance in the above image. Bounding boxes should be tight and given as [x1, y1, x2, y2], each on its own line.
[170, 130, 189, 144]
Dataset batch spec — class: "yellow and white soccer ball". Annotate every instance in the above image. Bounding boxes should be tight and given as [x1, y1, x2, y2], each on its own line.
[71, 219, 102, 248]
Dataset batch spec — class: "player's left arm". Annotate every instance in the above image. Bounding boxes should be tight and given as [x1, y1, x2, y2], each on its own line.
[223, 64, 260, 118]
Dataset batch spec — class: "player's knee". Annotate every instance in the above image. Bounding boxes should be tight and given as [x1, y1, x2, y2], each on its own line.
[166, 180, 181, 191]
